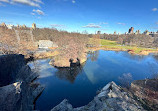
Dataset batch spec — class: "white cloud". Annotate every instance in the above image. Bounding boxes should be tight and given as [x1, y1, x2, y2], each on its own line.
[83, 23, 101, 28]
[33, 9, 44, 15]
[13, 0, 41, 7]
[63, 0, 76, 3]
[152, 8, 158, 11]
[31, 12, 35, 15]
[33, 0, 43, 4]
[0, 0, 43, 7]
[117, 23, 126, 25]
[156, 22, 158, 25]
[72, 0, 75, 3]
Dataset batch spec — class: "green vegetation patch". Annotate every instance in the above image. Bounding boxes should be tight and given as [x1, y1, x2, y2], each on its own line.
[88, 38, 158, 54]
[100, 39, 118, 46]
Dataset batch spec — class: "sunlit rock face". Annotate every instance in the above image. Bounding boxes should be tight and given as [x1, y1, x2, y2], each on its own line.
[51, 82, 145, 111]
[49, 54, 87, 68]
[0, 54, 44, 111]
[131, 79, 158, 111]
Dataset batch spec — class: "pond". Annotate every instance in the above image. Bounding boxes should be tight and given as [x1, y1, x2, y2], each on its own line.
[28, 50, 158, 111]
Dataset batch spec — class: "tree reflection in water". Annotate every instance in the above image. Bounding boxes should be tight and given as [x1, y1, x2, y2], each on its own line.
[54, 64, 84, 83]
[153, 55, 158, 61]
[122, 51, 145, 61]
[88, 51, 99, 61]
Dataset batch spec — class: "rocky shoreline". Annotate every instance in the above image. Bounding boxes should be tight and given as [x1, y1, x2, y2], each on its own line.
[51, 79, 158, 111]
[51, 82, 145, 111]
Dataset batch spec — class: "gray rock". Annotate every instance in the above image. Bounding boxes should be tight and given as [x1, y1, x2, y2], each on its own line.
[51, 99, 73, 111]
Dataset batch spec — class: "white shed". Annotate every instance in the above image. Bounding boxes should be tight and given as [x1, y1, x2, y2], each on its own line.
[38, 40, 58, 49]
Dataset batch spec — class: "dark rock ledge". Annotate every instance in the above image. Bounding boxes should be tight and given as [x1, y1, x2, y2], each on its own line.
[0, 54, 44, 111]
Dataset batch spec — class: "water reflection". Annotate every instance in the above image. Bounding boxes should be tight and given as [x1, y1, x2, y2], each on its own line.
[88, 51, 99, 61]
[118, 73, 133, 88]
[55, 65, 83, 83]
[28, 59, 56, 78]
[153, 55, 158, 61]
[83, 63, 99, 84]
[121, 51, 146, 61]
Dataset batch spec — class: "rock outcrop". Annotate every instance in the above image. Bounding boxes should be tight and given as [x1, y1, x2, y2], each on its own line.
[131, 79, 158, 111]
[49, 55, 87, 68]
[0, 54, 44, 111]
[51, 82, 145, 111]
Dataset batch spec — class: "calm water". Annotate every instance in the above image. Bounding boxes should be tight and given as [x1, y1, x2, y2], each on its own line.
[28, 50, 158, 111]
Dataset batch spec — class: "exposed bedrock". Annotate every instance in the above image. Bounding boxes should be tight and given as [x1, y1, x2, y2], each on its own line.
[0, 54, 44, 111]
[51, 82, 145, 111]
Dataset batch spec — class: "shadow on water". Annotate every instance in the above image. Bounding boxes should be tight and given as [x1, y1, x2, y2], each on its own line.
[54, 58, 84, 83]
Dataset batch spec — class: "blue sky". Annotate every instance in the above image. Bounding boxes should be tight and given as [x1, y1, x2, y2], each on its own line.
[0, 0, 158, 34]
